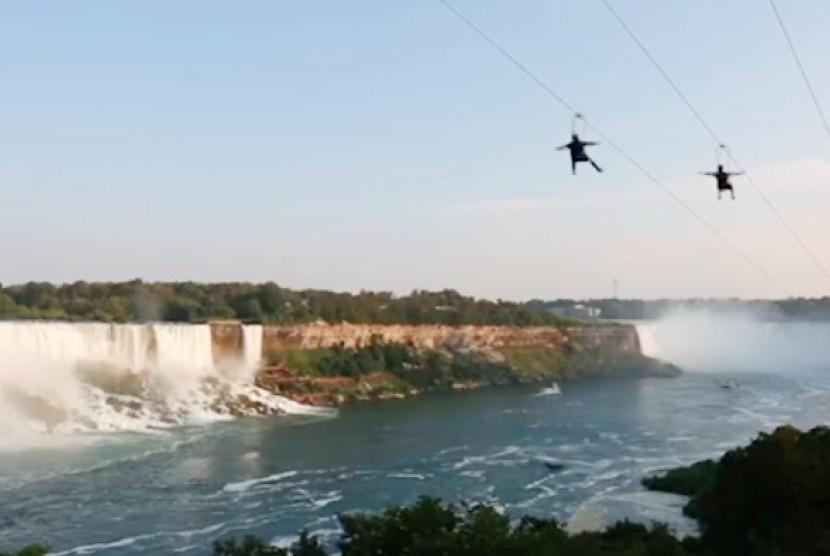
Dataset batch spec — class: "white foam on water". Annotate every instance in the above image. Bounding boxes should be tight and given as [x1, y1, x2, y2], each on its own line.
[0, 322, 330, 447]
[387, 472, 431, 480]
[52, 523, 227, 556]
[310, 492, 343, 508]
[223, 470, 299, 493]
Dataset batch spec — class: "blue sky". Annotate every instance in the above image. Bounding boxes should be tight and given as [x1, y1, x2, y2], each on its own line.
[1, 0, 829, 300]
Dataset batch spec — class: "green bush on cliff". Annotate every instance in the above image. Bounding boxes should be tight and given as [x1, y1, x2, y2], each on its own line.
[276, 338, 529, 390]
[265, 349, 328, 375]
[268, 338, 606, 401]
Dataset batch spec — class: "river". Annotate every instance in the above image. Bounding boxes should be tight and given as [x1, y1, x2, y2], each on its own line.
[2, 367, 830, 553]
[3, 314, 830, 553]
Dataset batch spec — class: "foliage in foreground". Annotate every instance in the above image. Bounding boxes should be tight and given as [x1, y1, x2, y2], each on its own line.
[214, 497, 697, 556]
[645, 425, 830, 556]
[641, 459, 717, 499]
[0, 546, 48, 556]
[213, 532, 325, 556]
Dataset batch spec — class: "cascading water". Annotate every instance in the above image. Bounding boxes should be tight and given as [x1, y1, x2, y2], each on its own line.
[242, 324, 263, 372]
[634, 323, 659, 359]
[0, 322, 325, 445]
[635, 311, 830, 373]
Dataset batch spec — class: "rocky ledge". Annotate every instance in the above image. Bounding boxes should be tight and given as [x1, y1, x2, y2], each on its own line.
[246, 323, 677, 407]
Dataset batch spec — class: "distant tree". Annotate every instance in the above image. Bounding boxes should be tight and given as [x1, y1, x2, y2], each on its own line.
[0, 292, 20, 318]
[162, 297, 203, 322]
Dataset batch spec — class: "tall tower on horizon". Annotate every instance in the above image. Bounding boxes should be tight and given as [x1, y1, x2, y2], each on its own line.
[613, 278, 619, 299]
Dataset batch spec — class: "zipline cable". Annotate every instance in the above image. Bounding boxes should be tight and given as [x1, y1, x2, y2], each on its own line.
[598, 0, 830, 288]
[438, 0, 575, 114]
[436, 0, 786, 293]
[769, 0, 830, 147]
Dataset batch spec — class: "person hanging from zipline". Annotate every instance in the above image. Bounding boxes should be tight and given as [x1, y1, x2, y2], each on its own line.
[557, 133, 602, 175]
[700, 164, 743, 200]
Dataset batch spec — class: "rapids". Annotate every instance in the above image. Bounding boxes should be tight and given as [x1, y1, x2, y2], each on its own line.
[0, 322, 318, 446]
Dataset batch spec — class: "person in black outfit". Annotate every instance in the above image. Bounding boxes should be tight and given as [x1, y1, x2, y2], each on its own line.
[557, 134, 602, 175]
[701, 165, 743, 200]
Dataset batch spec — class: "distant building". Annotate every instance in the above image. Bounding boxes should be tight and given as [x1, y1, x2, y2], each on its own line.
[549, 304, 602, 319]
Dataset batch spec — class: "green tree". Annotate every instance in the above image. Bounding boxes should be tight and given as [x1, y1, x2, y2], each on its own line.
[0, 545, 49, 556]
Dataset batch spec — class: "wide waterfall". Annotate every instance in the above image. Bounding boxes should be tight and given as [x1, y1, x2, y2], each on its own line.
[0, 322, 320, 444]
[635, 311, 830, 373]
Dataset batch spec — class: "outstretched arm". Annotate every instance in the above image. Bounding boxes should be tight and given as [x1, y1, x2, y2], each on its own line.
[582, 141, 599, 146]
[699, 172, 716, 176]
[555, 144, 569, 151]
[727, 171, 745, 176]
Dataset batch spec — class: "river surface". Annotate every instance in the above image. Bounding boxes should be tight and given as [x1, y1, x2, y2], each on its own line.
[2, 366, 830, 554]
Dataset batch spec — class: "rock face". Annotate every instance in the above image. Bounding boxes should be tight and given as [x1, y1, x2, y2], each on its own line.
[262, 323, 581, 352]
[209, 321, 244, 366]
[211, 321, 643, 360]
[210, 322, 674, 407]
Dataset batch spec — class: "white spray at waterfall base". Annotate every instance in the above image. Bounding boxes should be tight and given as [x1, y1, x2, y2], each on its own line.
[636, 309, 830, 374]
[0, 322, 329, 446]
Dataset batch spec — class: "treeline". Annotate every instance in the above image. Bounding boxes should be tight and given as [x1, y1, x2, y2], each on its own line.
[0, 281, 559, 325]
[537, 297, 830, 321]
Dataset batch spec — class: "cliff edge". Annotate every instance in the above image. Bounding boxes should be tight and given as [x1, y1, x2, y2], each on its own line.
[207, 322, 678, 406]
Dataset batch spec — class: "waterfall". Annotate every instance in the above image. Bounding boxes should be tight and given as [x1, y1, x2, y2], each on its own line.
[153, 324, 216, 375]
[242, 325, 263, 372]
[634, 311, 830, 373]
[0, 322, 326, 444]
[0, 322, 155, 371]
[634, 323, 659, 359]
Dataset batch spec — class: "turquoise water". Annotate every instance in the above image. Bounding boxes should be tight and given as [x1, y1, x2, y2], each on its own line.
[2, 370, 830, 554]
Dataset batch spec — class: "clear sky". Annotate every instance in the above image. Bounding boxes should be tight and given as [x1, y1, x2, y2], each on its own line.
[1, 0, 829, 301]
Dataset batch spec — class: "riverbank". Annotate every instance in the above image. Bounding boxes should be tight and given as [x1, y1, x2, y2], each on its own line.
[238, 323, 678, 407]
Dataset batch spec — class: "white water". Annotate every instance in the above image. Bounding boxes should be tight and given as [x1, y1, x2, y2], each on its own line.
[636, 310, 830, 373]
[242, 324, 263, 372]
[0, 322, 324, 447]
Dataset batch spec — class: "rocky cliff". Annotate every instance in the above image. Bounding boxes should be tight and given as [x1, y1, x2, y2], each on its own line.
[209, 322, 672, 406]
[259, 323, 640, 353]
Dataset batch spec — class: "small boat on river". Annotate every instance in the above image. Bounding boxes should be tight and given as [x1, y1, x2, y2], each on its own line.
[537, 382, 562, 396]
